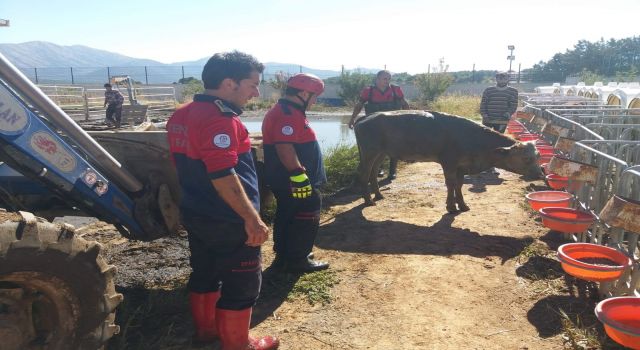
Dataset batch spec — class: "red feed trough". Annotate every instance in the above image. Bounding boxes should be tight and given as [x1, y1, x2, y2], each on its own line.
[526, 191, 573, 211]
[557, 243, 632, 282]
[538, 207, 596, 233]
[595, 297, 640, 350]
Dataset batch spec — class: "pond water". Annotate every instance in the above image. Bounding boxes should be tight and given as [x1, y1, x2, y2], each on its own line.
[243, 115, 356, 152]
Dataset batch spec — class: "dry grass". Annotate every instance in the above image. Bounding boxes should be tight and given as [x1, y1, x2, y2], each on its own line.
[429, 94, 482, 121]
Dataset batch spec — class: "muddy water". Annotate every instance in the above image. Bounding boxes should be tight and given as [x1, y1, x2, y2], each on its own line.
[243, 114, 356, 151]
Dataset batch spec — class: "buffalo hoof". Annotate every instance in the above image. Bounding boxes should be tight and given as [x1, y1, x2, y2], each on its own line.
[374, 193, 384, 201]
[364, 199, 376, 206]
[458, 204, 470, 212]
[446, 206, 458, 214]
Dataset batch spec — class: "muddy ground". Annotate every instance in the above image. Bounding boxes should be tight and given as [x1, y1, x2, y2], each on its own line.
[81, 162, 624, 350]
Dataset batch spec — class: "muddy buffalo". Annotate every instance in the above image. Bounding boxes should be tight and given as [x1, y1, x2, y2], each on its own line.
[354, 110, 542, 212]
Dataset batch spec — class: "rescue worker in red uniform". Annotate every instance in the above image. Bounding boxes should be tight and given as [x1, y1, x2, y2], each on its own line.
[166, 51, 279, 350]
[262, 73, 330, 273]
[348, 70, 409, 180]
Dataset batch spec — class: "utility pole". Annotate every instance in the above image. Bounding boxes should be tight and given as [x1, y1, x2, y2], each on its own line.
[507, 45, 515, 74]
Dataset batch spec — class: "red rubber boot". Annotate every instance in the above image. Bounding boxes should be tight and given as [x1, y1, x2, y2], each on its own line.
[216, 308, 279, 350]
[189, 291, 220, 343]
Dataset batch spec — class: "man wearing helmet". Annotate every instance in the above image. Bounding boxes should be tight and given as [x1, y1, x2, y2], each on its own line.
[348, 70, 410, 180]
[480, 71, 518, 133]
[262, 73, 330, 273]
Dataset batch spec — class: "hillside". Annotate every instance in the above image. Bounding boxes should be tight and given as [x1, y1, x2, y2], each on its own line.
[0, 41, 164, 67]
[0, 41, 381, 80]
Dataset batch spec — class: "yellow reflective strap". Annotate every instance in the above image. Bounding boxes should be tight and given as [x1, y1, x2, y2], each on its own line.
[290, 173, 309, 183]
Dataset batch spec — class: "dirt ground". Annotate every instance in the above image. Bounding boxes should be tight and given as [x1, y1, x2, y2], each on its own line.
[81, 162, 618, 350]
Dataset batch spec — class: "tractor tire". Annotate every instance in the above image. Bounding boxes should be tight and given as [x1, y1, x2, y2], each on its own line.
[0, 210, 122, 350]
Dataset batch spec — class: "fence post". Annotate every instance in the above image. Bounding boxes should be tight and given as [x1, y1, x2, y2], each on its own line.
[107, 67, 111, 82]
[517, 63, 521, 84]
[34, 67, 38, 84]
[145, 66, 149, 85]
[472, 63, 475, 83]
[70, 67, 74, 84]
[299, 65, 302, 73]
[181, 66, 185, 80]
[83, 90, 90, 121]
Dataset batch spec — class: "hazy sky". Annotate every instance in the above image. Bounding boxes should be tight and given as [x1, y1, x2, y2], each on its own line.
[1, 0, 638, 73]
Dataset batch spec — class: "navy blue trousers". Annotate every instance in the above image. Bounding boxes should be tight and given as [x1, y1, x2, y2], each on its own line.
[182, 216, 261, 310]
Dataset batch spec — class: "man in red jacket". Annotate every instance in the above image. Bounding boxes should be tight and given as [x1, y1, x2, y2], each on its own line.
[348, 70, 409, 180]
[262, 73, 330, 273]
[167, 51, 278, 350]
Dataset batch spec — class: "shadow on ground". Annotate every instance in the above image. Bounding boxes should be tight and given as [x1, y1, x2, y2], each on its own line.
[316, 204, 533, 264]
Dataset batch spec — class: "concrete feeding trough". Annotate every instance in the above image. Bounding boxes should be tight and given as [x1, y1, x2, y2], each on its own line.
[599, 195, 640, 233]
[547, 156, 599, 184]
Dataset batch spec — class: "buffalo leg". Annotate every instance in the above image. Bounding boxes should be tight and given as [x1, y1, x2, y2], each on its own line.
[455, 170, 470, 211]
[357, 150, 379, 206]
[370, 153, 386, 201]
[442, 166, 458, 213]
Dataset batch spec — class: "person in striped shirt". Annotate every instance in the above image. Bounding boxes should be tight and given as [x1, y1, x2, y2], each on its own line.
[479, 71, 518, 133]
[479, 72, 518, 174]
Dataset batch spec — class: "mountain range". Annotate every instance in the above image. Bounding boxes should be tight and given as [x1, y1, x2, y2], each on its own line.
[0, 41, 379, 81]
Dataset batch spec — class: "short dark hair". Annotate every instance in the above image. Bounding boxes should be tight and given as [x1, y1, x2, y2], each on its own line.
[201, 51, 265, 90]
[104, 83, 112, 88]
[376, 70, 391, 78]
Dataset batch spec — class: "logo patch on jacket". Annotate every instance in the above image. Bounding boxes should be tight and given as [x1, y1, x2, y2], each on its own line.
[213, 133, 231, 148]
[281, 125, 294, 136]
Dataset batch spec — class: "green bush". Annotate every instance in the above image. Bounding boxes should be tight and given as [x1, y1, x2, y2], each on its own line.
[338, 71, 373, 106]
[180, 80, 204, 103]
[414, 58, 454, 105]
[322, 143, 360, 194]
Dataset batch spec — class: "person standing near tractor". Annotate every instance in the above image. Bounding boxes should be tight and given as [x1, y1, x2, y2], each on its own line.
[166, 51, 279, 350]
[262, 73, 330, 273]
[348, 70, 409, 180]
[103, 83, 124, 127]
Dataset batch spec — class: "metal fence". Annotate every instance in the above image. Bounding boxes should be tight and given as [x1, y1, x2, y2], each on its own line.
[16, 64, 557, 86]
[16, 65, 342, 85]
[520, 95, 640, 297]
[37, 84, 177, 122]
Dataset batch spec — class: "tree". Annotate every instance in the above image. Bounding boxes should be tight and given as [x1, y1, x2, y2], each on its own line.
[413, 58, 454, 105]
[579, 69, 604, 85]
[338, 71, 372, 106]
[268, 71, 290, 96]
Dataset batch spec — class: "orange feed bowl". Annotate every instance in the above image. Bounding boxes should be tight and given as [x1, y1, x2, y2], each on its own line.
[517, 133, 540, 141]
[557, 243, 632, 282]
[507, 126, 526, 132]
[538, 154, 554, 166]
[536, 139, 552, 146]
[526, 191, 573, 211]
[595, 297, 640, 349]
[535, 146, 555, 156]
[538, 207, 595, 233]
[545, 174, 568, 190]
